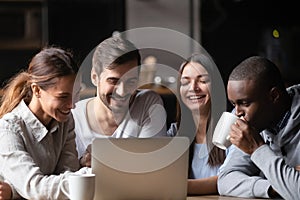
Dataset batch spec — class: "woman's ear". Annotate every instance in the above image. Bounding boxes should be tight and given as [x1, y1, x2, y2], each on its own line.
[31, 83, 41, 98]
[91, 68, 99, 87]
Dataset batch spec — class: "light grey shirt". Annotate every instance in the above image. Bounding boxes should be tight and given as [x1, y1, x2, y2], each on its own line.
[218, 84, 300, 199]
[0, 100, 80, 199]
[72, 89, 168, 158]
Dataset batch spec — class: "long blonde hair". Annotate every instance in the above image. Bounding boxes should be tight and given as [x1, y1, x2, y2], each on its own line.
[0, 46, 79, 118]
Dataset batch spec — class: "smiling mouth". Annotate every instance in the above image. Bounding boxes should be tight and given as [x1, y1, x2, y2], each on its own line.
[110, 93, 131, 103]
[112, 96, 129, 102]
[188, 95, 205, 100]
[60, 110, 70, 115]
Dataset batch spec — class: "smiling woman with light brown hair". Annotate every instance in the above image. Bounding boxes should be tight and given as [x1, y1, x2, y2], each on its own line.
[167, 53, 228, 195]
[0, 46, 82, 199]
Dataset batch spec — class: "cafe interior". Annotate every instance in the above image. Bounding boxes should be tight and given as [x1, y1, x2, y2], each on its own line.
[1, 0, 299, 130]
[0, 0, 299, 198]
[1, 0, 300, 87]
[1, 0, 299, 125]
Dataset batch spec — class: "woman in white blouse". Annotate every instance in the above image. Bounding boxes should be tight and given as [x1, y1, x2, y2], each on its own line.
[0, 46, 81, 199]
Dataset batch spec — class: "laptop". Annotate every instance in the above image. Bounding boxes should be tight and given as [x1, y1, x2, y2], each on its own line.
[91, 137, 190, 200]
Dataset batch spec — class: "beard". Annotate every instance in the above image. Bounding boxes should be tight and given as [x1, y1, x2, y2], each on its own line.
[99, 93, 131, 123]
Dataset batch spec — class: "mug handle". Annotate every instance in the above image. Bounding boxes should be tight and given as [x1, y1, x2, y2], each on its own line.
[59, 178, 71, 199]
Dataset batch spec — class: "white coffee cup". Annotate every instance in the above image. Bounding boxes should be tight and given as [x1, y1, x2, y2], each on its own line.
[212, 112, 239, 150]
[60, 173, 95, 200]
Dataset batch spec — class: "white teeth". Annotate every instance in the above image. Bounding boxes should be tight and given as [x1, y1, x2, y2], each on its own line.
[117, 98, 126, 101]
[113, 97, 127, 101]
[189, 95, 204, 100]
[113, 98, 125, 102]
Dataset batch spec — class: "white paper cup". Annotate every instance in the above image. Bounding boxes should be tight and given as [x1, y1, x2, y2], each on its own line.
[212, 112, 239, 150]
[60, 173, 95, 200]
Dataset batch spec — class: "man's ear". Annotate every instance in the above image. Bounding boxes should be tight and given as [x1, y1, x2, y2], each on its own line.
[270, 87, 280, 103]
[91, 67, 99, 87]
[31, 83, 41, 98]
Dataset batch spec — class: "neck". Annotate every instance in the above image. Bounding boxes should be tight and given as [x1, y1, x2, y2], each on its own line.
[28, 97, 52, 127]
[193, 112, 210, 144]
[87, 98, 118, 136]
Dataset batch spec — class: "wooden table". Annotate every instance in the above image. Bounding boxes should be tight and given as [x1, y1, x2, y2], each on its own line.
[187, 195, 267, 199]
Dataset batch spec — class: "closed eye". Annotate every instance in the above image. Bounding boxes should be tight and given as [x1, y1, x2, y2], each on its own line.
[107, 78, 119, 85]
[126, 78, 138, 86]
[236, 100, 251, 107]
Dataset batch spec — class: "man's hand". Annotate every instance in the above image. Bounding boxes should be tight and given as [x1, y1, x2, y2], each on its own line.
[80, 144, 92, 167]
[229, 117, 265, 154]
[0, 181, 12, 200]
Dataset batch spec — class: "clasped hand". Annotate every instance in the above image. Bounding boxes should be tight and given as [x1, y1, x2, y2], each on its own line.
[80, 144, 92, 167]
[229, 117, 265, 154]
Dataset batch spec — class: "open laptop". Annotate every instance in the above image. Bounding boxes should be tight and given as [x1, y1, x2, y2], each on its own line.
[92, 137, 190, 200]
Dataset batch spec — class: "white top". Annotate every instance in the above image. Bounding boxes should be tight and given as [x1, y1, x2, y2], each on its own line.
[0, 100, 80, 199]
[191, 143, 219, 178]
[72, 89, 168, 157]
[168, 123, 231, 179]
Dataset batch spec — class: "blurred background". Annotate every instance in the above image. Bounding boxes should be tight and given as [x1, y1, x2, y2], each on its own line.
[1, 0, 299, 89]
